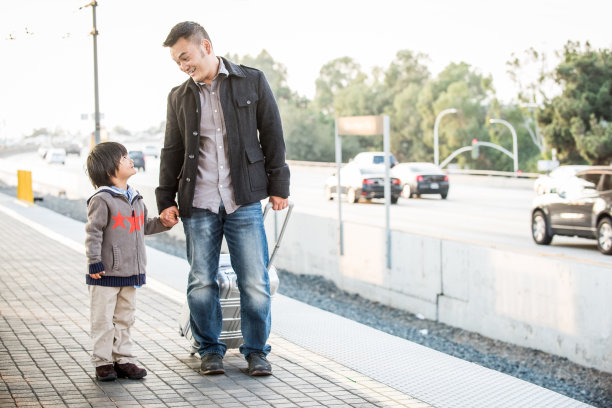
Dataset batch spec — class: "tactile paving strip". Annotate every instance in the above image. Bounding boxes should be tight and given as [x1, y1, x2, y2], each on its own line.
[272, 295, 593, 408]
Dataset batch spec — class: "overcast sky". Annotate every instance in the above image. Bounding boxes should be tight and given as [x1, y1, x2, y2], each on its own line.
[1, 0, 611, 139]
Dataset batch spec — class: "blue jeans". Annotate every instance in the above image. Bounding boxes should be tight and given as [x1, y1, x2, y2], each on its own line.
[182, 202, 271, 357]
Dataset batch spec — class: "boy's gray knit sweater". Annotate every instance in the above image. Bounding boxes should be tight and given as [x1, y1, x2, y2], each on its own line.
[85, 187, 169, 287]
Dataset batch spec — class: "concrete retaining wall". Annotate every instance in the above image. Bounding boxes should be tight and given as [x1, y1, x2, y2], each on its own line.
[270, 210, 612, 373]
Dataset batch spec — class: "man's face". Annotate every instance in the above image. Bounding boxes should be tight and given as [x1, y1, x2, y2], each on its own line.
[169, 37, 212, 83]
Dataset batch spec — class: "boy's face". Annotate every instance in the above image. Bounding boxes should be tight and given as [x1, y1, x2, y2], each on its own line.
[114, 154, 137, 181]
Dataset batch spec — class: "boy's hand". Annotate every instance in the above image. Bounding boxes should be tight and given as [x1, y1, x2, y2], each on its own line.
[89, 271, 105, 279]
[160, 206, 179, 227]
[160, 217, 178, 228]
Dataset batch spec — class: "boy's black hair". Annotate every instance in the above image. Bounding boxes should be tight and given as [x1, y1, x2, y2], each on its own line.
[86, 142, 127, 188]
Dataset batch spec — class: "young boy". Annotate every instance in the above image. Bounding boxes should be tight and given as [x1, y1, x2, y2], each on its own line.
[85, 142, 178, 381]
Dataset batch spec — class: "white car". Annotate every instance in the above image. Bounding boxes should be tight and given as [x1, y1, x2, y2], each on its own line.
[45, 148, 66, 165]
[351, 152, 398, 167]
[533, 165, 589, 195]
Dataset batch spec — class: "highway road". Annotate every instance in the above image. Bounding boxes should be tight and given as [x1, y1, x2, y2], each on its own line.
[1, 149, 611, 266]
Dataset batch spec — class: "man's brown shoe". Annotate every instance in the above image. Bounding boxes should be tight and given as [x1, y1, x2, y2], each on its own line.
[246, 352, 272, 376]
[114, 362, 147, 380]
[200, 353, 225, 375]
[95, 364, 117, 381]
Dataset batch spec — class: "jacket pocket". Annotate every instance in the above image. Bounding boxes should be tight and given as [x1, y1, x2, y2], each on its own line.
[112, 245, 121, 271]
[245, 147, 267, 191]
[236, 93, 258, 108]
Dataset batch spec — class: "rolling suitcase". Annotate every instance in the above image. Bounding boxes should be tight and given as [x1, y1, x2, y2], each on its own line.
[178, 202, 294, 354]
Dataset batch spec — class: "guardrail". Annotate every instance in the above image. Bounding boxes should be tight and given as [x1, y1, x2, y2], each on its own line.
[287, 159, 541, 179]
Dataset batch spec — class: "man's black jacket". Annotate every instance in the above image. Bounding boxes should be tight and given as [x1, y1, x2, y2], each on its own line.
[156, 57, 290, 218]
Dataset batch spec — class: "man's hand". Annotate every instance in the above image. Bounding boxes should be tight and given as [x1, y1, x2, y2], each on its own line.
[160, 206, 180, 227]
[269, 196, 288, 211]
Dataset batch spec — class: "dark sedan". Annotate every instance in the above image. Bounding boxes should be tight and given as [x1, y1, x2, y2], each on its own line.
[531, 166, 612, 254]
[325, 162, 402, 204]
[391, 162, 449, 199]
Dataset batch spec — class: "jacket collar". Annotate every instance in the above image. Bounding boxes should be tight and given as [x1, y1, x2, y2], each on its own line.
[87, 186, 142, 205]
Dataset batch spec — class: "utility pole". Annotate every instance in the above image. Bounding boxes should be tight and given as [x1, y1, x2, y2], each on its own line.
[81, 1, 101, 145]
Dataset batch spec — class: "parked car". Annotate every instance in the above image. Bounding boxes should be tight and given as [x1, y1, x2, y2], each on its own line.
[531, 166, 612, 254]
[324, 162, 402, 204]
[351, 152, 398, 167]
[391, 162, 449, 199]
[63, 143, 81, 156]
[45, 148, 66, 165]
[128, 150, 145, 171]
[144, 145, 159, 158]
[533, 165, 589, 195]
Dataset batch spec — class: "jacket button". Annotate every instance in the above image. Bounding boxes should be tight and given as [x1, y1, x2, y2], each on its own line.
[188, 155, 195, 159]
[192, 131, 198, 136]
[186, 178, 191, 182]
[246, 100, 251, 104]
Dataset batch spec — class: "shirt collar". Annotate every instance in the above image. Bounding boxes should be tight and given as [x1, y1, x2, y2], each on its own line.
[110, 184, 135, 202]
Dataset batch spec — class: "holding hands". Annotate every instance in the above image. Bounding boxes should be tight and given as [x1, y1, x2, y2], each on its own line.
[160, 206, 180, 228]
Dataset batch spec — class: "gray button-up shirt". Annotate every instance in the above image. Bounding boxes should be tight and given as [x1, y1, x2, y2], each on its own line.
[192, 58, 240, 214]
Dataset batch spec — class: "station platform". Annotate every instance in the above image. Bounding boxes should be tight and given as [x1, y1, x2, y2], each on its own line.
[0, 192, 592, 407]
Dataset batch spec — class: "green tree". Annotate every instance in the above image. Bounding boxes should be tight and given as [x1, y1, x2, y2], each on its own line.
[226, 50, 293, 102]
[506, 47, 556, 106]
[283, 100, 336, 162]
[417, 62, 494, 168]
[383, 50, 431, 162]
[314, 57, 364, 114]
[310, 56, 378, 160]
[538, 41, 612, 164]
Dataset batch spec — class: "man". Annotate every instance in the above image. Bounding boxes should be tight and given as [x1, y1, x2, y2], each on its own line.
[156, 21, 290, 376]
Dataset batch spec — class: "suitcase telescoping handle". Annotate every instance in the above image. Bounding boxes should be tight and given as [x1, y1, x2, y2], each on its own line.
[263, 201, 294, 269]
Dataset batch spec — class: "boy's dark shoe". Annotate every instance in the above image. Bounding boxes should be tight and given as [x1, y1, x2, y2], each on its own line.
[114, 362, 147, 380]
[246, 352, 272, 376]
[200, 353, 225, 375]
[95, 364, 117, 381]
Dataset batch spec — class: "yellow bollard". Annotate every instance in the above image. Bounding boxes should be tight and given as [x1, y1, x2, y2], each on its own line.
[17, 170, 34, 203]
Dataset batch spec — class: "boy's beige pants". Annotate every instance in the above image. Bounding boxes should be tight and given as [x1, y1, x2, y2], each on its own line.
[89, 285, 137, 367]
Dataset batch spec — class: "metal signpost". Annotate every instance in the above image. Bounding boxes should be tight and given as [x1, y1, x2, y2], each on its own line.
[335, 115, 392, 269]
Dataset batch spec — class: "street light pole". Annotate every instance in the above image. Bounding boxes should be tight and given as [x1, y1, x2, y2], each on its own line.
[433, 108, 457, 166]
[91, 1, 100, 145]
[490, 118, 519, 174]
[81, 1, 101, 145]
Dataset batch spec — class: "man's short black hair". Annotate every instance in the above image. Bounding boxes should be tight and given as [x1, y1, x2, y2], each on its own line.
[163, 21, 211, 47]
[86, 141, 127, 188]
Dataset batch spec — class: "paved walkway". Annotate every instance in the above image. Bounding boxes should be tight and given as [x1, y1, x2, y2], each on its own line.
[0, 200, 428, 408]
[0, 194, 592, 407]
